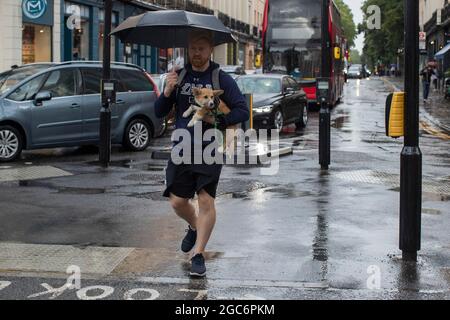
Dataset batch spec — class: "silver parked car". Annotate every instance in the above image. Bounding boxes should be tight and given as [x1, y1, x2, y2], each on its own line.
[0, 61, 165, 162]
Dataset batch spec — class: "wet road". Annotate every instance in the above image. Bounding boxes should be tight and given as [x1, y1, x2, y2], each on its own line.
[0, 77, 449, 300]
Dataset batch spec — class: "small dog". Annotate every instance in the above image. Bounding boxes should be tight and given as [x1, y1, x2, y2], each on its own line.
[183, 87, 237, 155]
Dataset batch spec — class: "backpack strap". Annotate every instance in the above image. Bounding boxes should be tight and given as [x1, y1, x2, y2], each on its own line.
[212, 67, 221, 90]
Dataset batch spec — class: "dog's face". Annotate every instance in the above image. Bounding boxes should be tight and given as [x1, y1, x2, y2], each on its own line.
[192, 87, 224, 110]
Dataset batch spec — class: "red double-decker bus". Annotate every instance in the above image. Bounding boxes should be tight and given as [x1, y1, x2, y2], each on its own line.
[262, 0, 346, 107]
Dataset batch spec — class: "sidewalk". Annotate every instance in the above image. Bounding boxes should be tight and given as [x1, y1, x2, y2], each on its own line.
[381, 76, 450, 133]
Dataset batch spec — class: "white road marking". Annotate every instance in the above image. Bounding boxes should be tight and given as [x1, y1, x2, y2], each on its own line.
[0, 281, 11, 291]
[28, 283, 71, 299]
[76, 285, 114, 300]
[178, 288, 208, 300]
[124, 288, 160, 300]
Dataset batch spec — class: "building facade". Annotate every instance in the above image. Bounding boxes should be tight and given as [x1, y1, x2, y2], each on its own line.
[421, 0, 448, 59]
[0, 0, 166, 73]
[1, 0, 264, 73]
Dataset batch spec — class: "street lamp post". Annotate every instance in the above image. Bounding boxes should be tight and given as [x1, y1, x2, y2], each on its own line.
[99, 0, 114, 167]
[319, 0, 331, 170]
[400, 0, 422, 262]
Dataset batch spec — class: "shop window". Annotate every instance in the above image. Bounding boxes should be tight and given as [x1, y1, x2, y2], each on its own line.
[65, 2, 90, 61]
[72, 20, 90, 60]
[41, 69, 77, 98]
[22, 24, 52, 64]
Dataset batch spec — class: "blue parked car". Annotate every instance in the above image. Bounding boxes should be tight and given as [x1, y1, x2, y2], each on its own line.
[0, 61, 165, 162]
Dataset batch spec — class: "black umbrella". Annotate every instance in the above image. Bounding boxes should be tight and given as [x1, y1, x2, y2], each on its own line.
[111, 10, 236, 48]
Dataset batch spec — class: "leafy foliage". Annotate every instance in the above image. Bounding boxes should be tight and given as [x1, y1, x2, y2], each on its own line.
[334, 0, 357, 48]
[358, 0, 404, 68]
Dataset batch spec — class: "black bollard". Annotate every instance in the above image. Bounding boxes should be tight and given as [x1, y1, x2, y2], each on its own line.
[99, 0, 113, 167]
[400, 0, 422, 262]
[319, 99, 330, 170]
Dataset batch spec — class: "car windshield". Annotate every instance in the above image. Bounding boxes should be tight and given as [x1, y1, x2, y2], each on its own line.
[349, 65, 361, 71]
[236, 77, 282, 94]
[0, 64, 51, 95]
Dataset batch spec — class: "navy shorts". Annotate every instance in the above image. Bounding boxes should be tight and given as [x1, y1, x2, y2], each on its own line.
[163, 160, 222, 199]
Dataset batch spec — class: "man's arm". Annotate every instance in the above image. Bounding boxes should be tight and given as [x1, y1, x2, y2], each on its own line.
[154, 71, 179, 118]
[154, 90, 175, 118]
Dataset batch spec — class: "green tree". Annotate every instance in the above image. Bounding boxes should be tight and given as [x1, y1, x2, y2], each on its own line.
[359, 0, 404, 69]
[350, 49, 362, 64]
[334, 0, 357, 48]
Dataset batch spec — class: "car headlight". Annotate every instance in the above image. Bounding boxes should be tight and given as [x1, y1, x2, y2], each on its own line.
[357, 72, 361, 76]
[253, 105, 273, 113]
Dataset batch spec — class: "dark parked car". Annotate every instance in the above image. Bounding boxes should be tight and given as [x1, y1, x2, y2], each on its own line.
[0, 61, 165, 162]
[236, 74, 308, 131]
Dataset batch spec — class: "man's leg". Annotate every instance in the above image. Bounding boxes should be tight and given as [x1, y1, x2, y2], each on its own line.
[194, 190, 217, 255]
[169, 193, 197, 229]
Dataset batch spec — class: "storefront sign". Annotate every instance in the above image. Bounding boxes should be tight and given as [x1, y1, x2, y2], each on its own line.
[22, 0, 54, 26]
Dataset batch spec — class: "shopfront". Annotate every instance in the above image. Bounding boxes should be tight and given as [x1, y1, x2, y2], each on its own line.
[22, 0, 54, 64]
[61, 0, 159, 72]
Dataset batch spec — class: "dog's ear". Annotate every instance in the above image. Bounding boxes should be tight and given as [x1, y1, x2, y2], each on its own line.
[213, 90, 224, 97]
[192, 87, 202, 96]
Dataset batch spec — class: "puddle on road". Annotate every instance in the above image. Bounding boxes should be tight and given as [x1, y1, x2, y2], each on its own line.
[19, 180, 29, 187]
[105, 159, 166, 172]
[121, 173, 165, 184]
[389, 188, 450, 202]
[263, 186, 314, 199]
[331, 115, 351, 129]
[56, 187, 107, 195]
[423, 193, 450, 202]
[127, 192, 166, 201]
[422, 208, 442, 215]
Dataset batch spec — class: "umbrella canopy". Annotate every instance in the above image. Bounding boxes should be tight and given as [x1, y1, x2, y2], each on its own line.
[111, 10, 236, 48]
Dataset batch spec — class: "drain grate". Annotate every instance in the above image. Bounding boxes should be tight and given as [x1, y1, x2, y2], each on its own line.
[335, 170, 450, 195]
[0, 166, 72, 182]
[122, 173, 165, 183]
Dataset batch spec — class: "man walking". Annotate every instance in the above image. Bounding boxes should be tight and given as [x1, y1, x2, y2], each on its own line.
[420, 65, 434, 103]
[154, 30, 249, 277]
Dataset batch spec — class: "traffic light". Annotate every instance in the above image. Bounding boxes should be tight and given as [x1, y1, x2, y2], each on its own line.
[255, 53, 261, 67]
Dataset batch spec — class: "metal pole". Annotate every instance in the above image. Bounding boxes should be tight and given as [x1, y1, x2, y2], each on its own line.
[319, 0, 331, 170]
[99, 0, 113, 167]
[400, 0, 422, 262]
[321, 0, 331, 78]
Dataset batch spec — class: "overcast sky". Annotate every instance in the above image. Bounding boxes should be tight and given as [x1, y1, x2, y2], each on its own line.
[343, 0, 365, 53]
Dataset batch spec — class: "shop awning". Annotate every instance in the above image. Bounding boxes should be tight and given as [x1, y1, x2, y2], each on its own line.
[435, 43, 450, 59]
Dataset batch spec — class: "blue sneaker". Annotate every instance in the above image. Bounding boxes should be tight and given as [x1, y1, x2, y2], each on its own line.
[190, 253, 206, 277]
[181, 225, 197, 253]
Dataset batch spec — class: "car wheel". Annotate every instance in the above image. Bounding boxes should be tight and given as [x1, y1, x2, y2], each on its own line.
[273, 109, 284, 132]
[124, 118, 152, 151]
[0, 125, 23, 162]
[295, 103, 308, 129]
